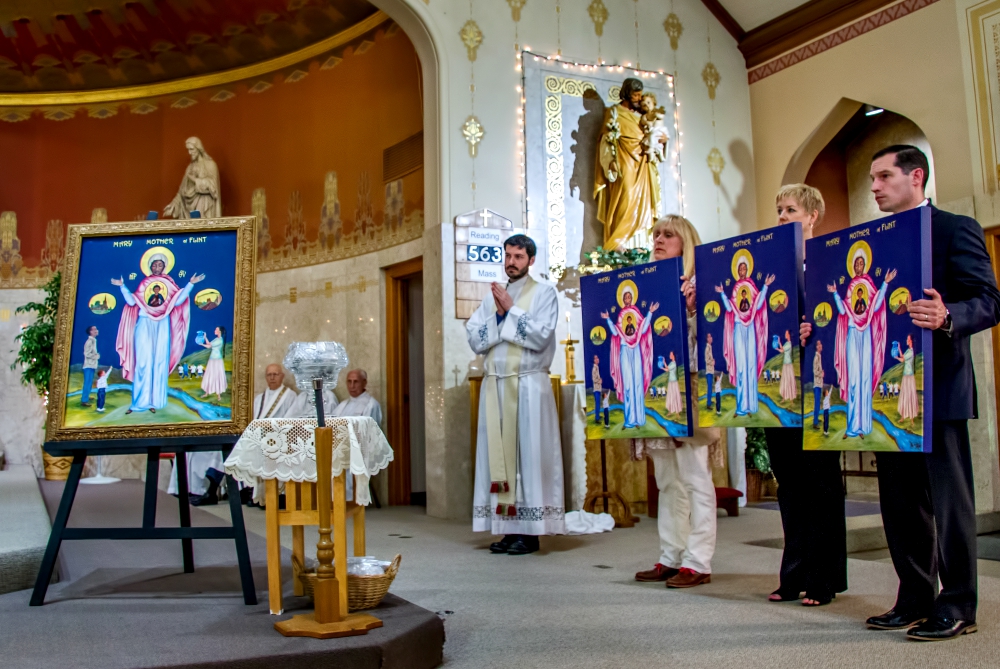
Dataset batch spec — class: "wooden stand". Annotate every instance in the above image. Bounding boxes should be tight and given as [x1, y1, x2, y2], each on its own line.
[274, 426, 381, 638]
[264, 479, 367, 615]
[582, 439, 638, 528]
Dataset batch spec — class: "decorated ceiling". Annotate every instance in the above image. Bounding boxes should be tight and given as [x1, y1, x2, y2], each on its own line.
[0, 0, 379, 92]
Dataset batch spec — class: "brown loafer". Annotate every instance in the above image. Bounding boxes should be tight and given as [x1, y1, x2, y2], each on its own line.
[666, 568, 711, 588]
[635, 563, 679, 582]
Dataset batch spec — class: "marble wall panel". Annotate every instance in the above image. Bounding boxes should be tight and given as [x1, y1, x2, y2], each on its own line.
[0, 289, 46, 477]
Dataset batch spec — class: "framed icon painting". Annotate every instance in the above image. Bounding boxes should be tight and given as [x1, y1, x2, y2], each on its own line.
[695, 223, 804, 428]
[46, 217, 257, 441]
[803, 207, 932, 452]
[580, 257, 693, 440]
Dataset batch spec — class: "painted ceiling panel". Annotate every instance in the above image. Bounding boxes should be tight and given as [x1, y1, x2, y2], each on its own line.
[0, 0, 378, 92]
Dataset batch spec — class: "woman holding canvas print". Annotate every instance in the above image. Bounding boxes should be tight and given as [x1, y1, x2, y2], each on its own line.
[765, 184, 847, 607]
[633, 215, 721, 589]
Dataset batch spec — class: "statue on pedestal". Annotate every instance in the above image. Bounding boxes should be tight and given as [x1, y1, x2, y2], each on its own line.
[593, 78, 664, 250]
[164, 137, 221, 219]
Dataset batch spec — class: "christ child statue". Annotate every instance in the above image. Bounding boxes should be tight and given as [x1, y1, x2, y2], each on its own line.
[640, 92, 669, 163]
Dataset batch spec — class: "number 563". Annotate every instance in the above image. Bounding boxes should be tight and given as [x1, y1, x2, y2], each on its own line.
[468, 245, 502, 263]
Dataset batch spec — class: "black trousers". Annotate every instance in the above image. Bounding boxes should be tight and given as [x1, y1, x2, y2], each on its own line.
[875, 420, 977, 621]
[764, 428, 847, 596]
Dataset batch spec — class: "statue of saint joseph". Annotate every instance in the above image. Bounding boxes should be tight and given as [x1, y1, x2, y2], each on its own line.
[593, 78, 662, 251]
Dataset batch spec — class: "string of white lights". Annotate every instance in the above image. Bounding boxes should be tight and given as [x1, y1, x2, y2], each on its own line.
[514, 49, 686, 228]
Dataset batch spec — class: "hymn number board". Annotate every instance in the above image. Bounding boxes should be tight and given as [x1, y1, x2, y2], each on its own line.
[454, 208, 514, 319]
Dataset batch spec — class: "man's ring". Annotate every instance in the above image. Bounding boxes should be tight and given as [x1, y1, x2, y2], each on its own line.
[924, 314, 929, 320]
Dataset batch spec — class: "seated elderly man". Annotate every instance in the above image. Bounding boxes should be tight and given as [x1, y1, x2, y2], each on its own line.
[330, 369, 383, 423]
[330, 369, 383, 501]
[254, 363, 299, 419]
[169, 362, 298, 506]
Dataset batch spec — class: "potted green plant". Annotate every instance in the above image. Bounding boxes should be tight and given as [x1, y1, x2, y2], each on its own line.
[744, 427, 772, 503]
[10, 273, 68, 479]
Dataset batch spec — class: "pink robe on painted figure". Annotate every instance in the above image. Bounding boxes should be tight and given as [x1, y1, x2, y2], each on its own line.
[608, 304, 654, 428]
[720, 278, 768, 416]
[115, 274, 193, 411]
[832, 273, 888, 437]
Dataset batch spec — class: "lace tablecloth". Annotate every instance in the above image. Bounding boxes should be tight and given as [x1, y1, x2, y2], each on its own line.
[224, 417, 393, 506]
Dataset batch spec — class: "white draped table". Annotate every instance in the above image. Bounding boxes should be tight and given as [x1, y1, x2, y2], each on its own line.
[224, 416, 393, 505]
[224, 417, 394, 614]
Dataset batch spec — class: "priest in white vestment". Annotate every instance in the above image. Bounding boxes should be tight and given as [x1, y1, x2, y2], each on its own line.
[330, 369, 383, 423]
[330, 368, 383, 501]
[466, 234, 565, 555]
[169, 362, 298, 504]
[251, 363, 299, 420]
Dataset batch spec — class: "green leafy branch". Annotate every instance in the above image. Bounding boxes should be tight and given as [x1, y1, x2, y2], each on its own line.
[745, 427, 772, 475]
[11, 272, 60, 397]
[578, 245, 650, 274]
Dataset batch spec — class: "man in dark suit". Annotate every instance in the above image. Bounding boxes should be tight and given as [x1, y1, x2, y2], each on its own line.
[864, 145, 1000, 640]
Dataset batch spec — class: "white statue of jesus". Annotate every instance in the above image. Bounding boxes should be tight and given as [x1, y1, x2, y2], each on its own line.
[164, 137, 221, 219]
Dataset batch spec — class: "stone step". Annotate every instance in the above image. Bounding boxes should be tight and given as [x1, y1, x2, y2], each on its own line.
[0, 464, 53, 595]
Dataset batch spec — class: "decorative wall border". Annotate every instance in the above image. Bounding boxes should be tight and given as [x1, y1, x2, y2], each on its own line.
[748, 0, 941, 84]
[256, 276, 371, 307]
[966, 0, 1000, 194]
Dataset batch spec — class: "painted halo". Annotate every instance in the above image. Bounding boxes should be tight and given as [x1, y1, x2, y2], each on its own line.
[731, 249, 754, 280]
[616, 279, 638, 308]
[846, 240, 872, 278]
[143, 280, 168, 304]
[140, 246, 176, 276]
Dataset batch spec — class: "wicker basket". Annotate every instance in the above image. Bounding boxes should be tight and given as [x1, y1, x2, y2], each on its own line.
[295, 554, 401, 611]
[43, 452, 73, 481]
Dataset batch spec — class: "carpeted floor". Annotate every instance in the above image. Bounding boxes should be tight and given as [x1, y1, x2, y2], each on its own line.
[203, 501, 1000, 668]
[12, 476, 1000, 668]
[0, 480, 443, 669]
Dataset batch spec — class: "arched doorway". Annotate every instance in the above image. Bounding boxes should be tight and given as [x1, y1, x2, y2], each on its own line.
[783, 99, 936, 235]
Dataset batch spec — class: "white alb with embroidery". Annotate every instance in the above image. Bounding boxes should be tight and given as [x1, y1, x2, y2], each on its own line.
[465, 273, 566, 535]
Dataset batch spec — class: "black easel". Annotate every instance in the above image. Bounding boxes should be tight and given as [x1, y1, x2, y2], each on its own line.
[30, 435, 256, 606]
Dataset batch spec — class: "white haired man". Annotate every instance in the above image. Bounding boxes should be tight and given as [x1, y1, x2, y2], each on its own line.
[330, 368, 383, 501]
[330, 369, 383, 423]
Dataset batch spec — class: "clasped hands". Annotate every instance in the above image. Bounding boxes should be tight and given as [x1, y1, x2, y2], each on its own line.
[492, 282, 514, 316]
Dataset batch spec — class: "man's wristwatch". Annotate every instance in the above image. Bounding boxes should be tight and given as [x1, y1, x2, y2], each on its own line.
[942, 308, 953, 334]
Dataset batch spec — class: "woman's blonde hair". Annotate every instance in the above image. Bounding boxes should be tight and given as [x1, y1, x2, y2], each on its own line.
[775, 183, 825, 222]
[651, 214, 701, 278]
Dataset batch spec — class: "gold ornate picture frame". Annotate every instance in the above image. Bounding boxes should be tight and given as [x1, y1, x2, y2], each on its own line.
[46, 216, 256, 441]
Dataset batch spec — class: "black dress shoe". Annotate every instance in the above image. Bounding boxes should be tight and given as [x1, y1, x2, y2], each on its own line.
[907, 617, 978, 641]
[240, 488, 254, 505]
[191, 471, 222, 506]
[866, 608, 928, 630]
[489, 535, 517, 554]
[507, 535, 539, 555]
[191, 491, 218, 506]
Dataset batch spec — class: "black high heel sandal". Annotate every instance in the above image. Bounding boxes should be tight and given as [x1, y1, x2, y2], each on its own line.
[802, 592, 835, 607]
[768, 588, 802, 602]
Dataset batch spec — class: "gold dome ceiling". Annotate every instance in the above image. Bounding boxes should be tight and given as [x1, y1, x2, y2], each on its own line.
[0, 0, 380, 93]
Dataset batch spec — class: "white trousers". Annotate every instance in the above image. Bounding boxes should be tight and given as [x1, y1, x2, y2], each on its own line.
[649, 445, 717, 574]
